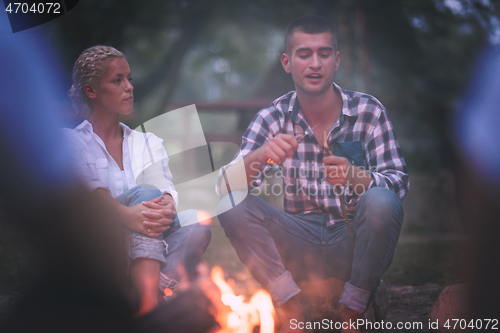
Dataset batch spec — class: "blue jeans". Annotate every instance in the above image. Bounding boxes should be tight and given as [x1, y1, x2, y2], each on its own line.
[116, 186, 211, 291]
[217, 187, 403, 313]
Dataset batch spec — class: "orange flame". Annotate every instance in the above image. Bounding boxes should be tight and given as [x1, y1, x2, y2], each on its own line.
[211, 266, 275, 333]
[249, 291, 275, 333]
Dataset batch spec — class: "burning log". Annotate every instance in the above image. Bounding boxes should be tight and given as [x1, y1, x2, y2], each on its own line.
[209, 266, 276, 333]
[172, 254, 276, 333]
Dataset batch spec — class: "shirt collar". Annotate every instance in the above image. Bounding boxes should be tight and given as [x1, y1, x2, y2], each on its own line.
[335, 82, 358, 118]
[75, 119, 132, 138]
[119, 122, 132, 137]
[75, 119, 92, 131]
[287, 82, 359, 122]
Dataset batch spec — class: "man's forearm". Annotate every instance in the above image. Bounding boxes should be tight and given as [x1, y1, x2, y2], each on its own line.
[220, 149, 264, 196]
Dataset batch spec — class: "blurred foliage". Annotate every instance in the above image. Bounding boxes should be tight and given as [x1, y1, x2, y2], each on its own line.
[45, 0, 499, 170]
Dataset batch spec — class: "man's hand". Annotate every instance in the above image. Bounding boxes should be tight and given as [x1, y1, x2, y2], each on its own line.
[255, 133, 299, 165]
[324, 155, 353, 187]
[323, 155, 372, 190]
[221, 133, 301, 196]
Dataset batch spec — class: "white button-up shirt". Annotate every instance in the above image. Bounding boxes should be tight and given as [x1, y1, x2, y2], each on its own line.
[63, 120, 178, 207]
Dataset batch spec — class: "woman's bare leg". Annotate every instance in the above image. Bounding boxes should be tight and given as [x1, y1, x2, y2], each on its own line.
[129, 258, 160, 315]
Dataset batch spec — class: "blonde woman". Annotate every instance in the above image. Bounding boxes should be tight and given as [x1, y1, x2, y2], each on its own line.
[64, 45, 210, 315]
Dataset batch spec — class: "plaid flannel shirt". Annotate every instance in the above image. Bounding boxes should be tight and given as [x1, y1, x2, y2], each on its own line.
[216, 83, 409, 226]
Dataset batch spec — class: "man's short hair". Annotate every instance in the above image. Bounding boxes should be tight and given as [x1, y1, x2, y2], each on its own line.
[285, 15, 337, 54]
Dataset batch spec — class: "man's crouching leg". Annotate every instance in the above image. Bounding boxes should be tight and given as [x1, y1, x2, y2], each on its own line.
[217, 192, 308, 332]
[339, 187, 403, 331]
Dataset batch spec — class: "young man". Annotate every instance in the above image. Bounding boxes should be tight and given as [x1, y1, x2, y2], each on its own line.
[216, 16, 408, 333]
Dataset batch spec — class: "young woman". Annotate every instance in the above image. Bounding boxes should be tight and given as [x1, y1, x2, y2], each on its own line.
[64, 45, 211, 315]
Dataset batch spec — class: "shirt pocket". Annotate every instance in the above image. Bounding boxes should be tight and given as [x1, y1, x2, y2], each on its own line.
[95, 158, 109, 184]
[84, 153, 109, 184]
[333, 141, 367, 169]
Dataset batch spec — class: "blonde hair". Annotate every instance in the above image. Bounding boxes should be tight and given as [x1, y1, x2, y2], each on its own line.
[68, 45, 125, 117]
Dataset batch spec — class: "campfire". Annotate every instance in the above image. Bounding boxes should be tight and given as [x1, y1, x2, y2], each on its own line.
[167, 212, 276, 333]
[210, 266, 276, 333]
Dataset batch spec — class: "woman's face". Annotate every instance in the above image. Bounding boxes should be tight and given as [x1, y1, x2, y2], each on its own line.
[91, 58, 134, 115]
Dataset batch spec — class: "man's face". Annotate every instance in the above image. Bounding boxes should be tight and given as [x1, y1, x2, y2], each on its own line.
[281, 31, 340, 97]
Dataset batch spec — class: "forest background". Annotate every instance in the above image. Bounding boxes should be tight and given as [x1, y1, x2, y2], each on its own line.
[1, 0, 499, 323]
